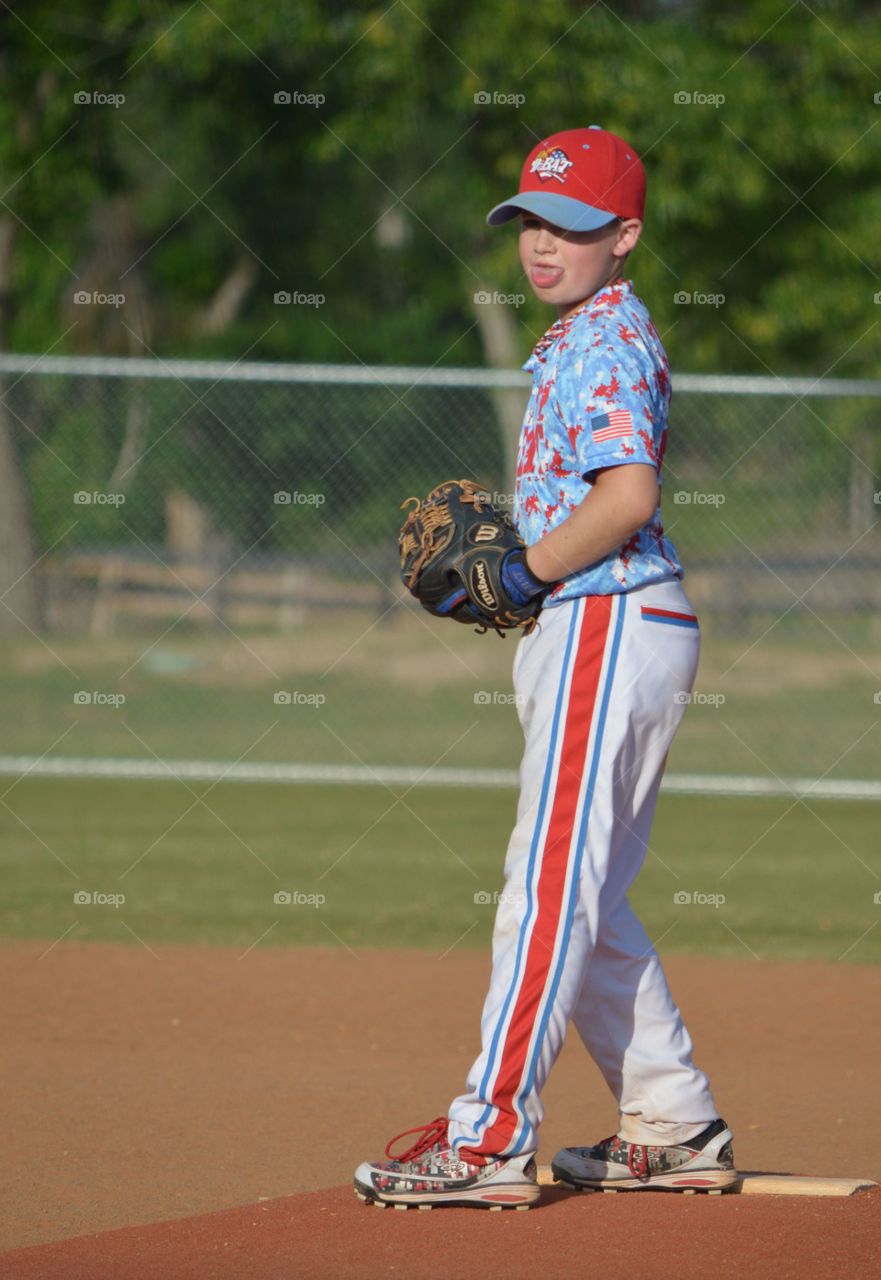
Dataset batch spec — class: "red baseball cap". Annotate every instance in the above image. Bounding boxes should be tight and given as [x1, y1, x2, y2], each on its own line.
[487, 126, 645, 232]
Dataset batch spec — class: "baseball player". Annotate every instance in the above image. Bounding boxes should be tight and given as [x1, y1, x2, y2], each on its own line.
[355, 126, 735, 1209]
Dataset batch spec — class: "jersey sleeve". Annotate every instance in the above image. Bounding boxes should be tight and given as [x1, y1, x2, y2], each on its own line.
[557, 346, 662, 486]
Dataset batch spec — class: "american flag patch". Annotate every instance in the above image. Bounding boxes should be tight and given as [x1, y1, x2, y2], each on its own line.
[591, 409, 634, 442]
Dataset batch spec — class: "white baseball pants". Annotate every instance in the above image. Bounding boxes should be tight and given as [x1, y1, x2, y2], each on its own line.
[448, 578, 719, 1160]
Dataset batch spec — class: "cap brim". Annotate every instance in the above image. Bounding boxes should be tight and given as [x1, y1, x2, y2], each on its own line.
[486, 192, 618, 232]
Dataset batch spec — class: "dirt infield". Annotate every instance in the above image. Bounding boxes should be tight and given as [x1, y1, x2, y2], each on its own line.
[1, 1184, 879, 1280]
[2, 941, 880, 1273]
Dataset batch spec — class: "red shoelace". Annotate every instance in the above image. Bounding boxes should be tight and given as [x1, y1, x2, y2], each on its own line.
[384, 1116, 449, 1162]
[606, 1135, 651, 1181]
[626, 1141, 650, 1180]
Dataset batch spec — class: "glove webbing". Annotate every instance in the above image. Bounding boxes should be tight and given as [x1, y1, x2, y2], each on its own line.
[399, 481, 489, 587]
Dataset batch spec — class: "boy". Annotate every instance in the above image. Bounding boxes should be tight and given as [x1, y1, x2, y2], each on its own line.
[354, 126, 735, 1209]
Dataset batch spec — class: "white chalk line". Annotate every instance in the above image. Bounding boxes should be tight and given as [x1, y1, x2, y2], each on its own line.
[0, 756, 878, 802]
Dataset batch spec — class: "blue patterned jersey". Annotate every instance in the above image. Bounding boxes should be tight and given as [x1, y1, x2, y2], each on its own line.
[515, 278, 683, 602]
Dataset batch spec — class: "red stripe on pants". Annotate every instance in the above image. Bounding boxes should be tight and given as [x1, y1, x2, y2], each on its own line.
[462, 595, 614, 1159]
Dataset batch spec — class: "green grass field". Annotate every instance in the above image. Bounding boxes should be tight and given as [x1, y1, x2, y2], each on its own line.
[2, 778, 879, 964]
[1, 610, 880, 781]
[4, 607, 879, 966]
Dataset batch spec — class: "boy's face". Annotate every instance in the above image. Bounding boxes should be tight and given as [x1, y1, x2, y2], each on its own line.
[518, 214, 642, 320]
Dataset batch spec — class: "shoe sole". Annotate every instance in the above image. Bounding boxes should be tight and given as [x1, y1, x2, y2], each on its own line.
[550, 1163, 738, 1194]
[354, 1179, 539, 1210]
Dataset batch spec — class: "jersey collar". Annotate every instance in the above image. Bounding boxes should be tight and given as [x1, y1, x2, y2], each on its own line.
[524, 278, 633, 370]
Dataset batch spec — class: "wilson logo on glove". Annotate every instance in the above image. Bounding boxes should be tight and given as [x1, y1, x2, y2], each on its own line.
[471, 560, 498, 611]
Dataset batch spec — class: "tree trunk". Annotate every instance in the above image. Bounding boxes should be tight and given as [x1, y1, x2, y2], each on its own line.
[471, 285, 530, 498]
[195, 255, 258, 335]
[0, 214, 42, 635]
[89, 198, 154, 635]
[848, 425, 874, 538]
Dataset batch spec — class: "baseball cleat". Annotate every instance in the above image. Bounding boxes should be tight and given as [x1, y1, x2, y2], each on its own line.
[551, 1118, 737, 1192]
[354, 1116, 540, 1209]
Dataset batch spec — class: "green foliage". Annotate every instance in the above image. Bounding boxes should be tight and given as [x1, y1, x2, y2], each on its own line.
[0, 0, 878, 371]
[1, 2, 880, 556]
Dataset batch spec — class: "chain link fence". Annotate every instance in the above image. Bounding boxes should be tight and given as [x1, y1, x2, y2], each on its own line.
[0, 353, 879, 790]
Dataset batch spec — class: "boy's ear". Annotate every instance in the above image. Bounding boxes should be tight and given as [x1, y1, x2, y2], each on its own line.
[614, 218, 642, 259]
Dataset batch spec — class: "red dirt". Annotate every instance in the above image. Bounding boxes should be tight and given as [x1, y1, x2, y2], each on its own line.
[1, 1185, 879, 1280]
[2, 942, 880, 1275]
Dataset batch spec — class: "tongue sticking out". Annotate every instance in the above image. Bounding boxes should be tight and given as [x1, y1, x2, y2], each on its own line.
[530, 265, 563, 289]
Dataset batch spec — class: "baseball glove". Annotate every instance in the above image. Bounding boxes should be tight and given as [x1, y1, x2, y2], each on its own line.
[398, 479, 549, 636]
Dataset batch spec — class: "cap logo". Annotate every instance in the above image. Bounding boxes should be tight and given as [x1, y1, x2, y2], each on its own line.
[529, 146, 573, 184]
